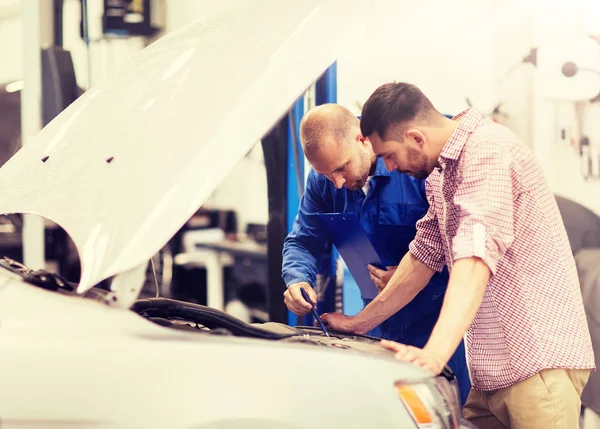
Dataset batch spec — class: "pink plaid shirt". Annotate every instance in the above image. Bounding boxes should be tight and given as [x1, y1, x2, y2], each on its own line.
[409, 107, 595, 390]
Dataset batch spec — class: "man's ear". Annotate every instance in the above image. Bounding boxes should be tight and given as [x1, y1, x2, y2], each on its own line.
[406, 129, 426, 147]
[357, 133, 368, 144]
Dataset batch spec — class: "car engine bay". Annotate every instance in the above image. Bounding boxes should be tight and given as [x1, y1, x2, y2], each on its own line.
[0, 256, 457, 382]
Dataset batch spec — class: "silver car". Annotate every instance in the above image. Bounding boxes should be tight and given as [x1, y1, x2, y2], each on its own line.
[0, 1, 474, 427]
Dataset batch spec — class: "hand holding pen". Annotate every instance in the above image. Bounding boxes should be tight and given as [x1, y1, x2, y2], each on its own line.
[300, 287, 330, 337]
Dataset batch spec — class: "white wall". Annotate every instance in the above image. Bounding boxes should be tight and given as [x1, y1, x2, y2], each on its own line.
[337, 0, 497, 117]
[489, 0, 536, 147]
[341, 0, 600, 216]
[342, 0, 600, 216]
[528, 0, 600, 214]
[0, 14, 21, 82]
[0, 1, 23, 83]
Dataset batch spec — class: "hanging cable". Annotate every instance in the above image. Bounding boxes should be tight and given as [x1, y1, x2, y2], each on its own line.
[150, 256, 159, 298]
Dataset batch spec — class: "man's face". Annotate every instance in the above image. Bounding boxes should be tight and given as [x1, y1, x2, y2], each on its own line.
[369, 129, 433, 180]
[307, 135, 373, 191]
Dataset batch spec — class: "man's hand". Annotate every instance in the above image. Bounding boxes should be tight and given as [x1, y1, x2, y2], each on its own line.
[327, 252, 433, 338]
[283, 282, 317, 315]
[380, 340, 446, 375]
[320, 312, 367, 335]
[368, 265, 397, 292]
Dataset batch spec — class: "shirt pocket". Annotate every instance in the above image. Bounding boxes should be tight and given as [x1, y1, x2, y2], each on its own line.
[378, 203, 428, 226]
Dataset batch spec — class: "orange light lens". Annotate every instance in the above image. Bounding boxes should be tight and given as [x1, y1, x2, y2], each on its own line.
[396, 384, 433, 425]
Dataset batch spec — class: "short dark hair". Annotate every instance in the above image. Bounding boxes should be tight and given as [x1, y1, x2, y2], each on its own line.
[360, 82, 437, 139]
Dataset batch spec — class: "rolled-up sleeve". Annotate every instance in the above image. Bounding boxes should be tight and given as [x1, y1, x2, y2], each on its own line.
[451, 143, 515, 275]
[409, 203, 446, 272]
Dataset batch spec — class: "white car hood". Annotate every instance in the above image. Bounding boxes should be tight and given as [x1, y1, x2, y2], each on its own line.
[0, 0, 371, 292]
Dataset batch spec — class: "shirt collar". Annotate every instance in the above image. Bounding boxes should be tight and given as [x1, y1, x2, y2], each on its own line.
[438, 107, 485, 165]
[373, 157, 392, 178]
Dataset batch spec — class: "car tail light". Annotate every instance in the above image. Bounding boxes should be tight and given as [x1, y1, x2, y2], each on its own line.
[395, 376, 462, 429]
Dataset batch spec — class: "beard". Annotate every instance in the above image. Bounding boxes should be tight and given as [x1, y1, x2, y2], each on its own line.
[345, 179, 365, 191]
[407, 146, 431, 180]
[411, 170, 429, 180]
[345, 151, 372, 190]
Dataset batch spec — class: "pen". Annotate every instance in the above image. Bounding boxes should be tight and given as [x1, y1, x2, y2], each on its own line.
[300, 287, 330, 337]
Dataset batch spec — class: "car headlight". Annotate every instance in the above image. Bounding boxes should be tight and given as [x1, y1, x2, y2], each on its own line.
[395, 375, 461, 428]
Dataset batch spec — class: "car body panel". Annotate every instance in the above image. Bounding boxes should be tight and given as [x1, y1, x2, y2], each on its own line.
[0, 273, 425, 428]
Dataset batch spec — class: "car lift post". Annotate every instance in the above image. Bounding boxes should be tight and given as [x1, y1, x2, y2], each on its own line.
[286, 62, 339, 327]
[285, 96, 305, 327]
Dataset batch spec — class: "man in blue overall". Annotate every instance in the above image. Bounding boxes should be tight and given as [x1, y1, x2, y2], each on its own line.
[282, 103, 470, 404]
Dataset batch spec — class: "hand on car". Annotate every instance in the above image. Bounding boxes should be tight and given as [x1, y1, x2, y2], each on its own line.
[320, 312, 366, 335]
[380, 340, 446, 375]
[368, 264, 397, 292]
[283, 282, 317, 315]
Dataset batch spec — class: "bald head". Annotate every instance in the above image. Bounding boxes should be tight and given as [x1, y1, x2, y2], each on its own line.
[299, 104, 359, 156]
[298, 104, 375, 191]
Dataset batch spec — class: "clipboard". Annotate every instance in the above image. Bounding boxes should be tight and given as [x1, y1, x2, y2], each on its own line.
[317, 213, 387, 299]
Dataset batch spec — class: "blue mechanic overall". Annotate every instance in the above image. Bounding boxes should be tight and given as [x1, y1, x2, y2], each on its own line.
[282, 158, 470, 404]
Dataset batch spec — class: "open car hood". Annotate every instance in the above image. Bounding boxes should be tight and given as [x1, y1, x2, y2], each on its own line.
[0, 0, 371, 292]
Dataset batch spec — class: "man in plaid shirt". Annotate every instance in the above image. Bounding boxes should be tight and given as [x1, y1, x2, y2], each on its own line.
[321, 82, 595, 427]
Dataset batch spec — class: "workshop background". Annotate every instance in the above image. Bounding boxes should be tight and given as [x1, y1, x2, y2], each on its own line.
[1, 1, 600, 424]
[1, 0, 600, 319]
[1, 2, 599, 310]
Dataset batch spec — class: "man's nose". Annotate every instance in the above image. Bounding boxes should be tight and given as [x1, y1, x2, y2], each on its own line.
[332, 174, 345, 189]
[383, 158, 395, 172]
